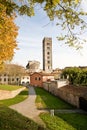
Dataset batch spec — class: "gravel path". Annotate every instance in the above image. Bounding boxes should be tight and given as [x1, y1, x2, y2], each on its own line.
[10, 86, 46, 126]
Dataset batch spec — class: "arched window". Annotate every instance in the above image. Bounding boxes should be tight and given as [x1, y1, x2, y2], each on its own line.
[47, 52, 50, 55]
[35, 77, 37, 80]
[39, 77, 41, 80]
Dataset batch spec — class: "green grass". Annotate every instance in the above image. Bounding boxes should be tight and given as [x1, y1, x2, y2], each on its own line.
[0, 105, 47, 130]
[0, 84, 23, 91]
[0, 89, 29, 106]
[35, 87, 73, 109]
[40, 113, 87, 130]
[55, 113, 87, 130]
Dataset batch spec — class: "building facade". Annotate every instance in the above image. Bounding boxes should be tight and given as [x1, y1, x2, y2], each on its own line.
[0, 73, 20, 85]
[43, 37, 52, 73]
[30, 72, 43, 87]
[26, 60, 40, 73]
[21, 75, 30, 86]
[30, 72, 54, 87]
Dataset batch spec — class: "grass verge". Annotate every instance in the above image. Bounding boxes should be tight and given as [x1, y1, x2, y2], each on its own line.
[40, 113, 87, 130]
[0, 105, 47, 130]
[55, 112, 87, 130]
[0, 89, 28, 106]
[0, 84, 23, 91]
[35, 87, 73, 109]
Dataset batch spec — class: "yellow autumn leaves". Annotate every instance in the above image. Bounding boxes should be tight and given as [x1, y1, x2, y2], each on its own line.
[0, 4, 18, 69]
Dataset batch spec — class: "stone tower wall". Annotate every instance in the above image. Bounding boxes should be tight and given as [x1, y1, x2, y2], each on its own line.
[43, 37, 52, 72]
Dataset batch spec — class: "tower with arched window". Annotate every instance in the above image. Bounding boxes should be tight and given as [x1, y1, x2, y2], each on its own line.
[42, 37, 52, 72]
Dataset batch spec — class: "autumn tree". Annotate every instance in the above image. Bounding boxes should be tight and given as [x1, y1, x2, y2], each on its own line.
[0, 3, 18, 70]
[2, 64, 26, 76]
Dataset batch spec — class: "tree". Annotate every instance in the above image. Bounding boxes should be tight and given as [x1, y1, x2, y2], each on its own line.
[2, 64, 26, 76]
[0, 0, 87, 49]
[62, 67, 87, 86]
[0, 3, 18, 69]
[0, 63, 26, 85]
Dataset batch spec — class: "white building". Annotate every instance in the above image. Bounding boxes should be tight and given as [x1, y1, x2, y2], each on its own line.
[0, 73, 20, 85]
[21, 75, 30, 86]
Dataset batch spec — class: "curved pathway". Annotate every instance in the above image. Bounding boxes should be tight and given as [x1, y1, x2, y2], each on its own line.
[10, 86, 46, 126]
[10, 86, 87, 126]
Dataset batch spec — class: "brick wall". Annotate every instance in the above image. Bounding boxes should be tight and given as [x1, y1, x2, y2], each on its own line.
[30, 73, 43, 87]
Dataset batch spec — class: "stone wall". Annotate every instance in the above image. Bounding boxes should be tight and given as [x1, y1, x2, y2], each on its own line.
[0, 87, 25, 100]
[57, 80, 69, 88]
[55, 88, 79, 107]
[43, 81, 85, 108]
[43, 80, 69, 90]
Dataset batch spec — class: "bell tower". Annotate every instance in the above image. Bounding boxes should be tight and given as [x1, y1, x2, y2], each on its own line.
[43, 37, 52, 72]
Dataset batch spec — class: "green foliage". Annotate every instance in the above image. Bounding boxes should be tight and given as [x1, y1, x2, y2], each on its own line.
[0, 0, 87, 49]
[0, 105, 46, 130]
[40, 113, 87, 130]
[35, 87, 73, 109]
[62, 67, 87, 86]
[0, 89, 28, 106]
[0, 84, 23, 91]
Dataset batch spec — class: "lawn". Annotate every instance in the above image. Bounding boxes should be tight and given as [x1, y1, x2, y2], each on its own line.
[0, 84, 23, 91]
[40, 113, 87, 130]
[35, 87, 73, 109]
[0, 89, 29, 106]
[0, 105, 47, 130]
[55, 113, 87, 130]
[36, 87, 87, 130]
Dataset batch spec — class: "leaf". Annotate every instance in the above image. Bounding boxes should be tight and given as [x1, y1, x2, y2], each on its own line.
[75, 0, 79, 4]
[0, 3, 18, 70]
[52, 0, 60, 6]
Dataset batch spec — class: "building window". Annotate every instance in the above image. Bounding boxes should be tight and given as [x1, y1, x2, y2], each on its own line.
[16, 78, 19, 81]
[48, 61, 50, 64]
[4, 78, 6, 82]
[47, 47, 50, 49]
[22, 81, 25, 84]
[0, 78, 2, 81]
[12, 78, 14, 81]
[39, 77, 41, 80]
[47, 43, 50, 45]
[47, 52, 50, 55]
[27, 77, 29, 79]
[4, 74, 7, 76]
[35, 77, 37, 80]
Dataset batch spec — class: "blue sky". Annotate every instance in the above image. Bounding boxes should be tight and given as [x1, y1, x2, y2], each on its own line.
[12, 0, 87, 69]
